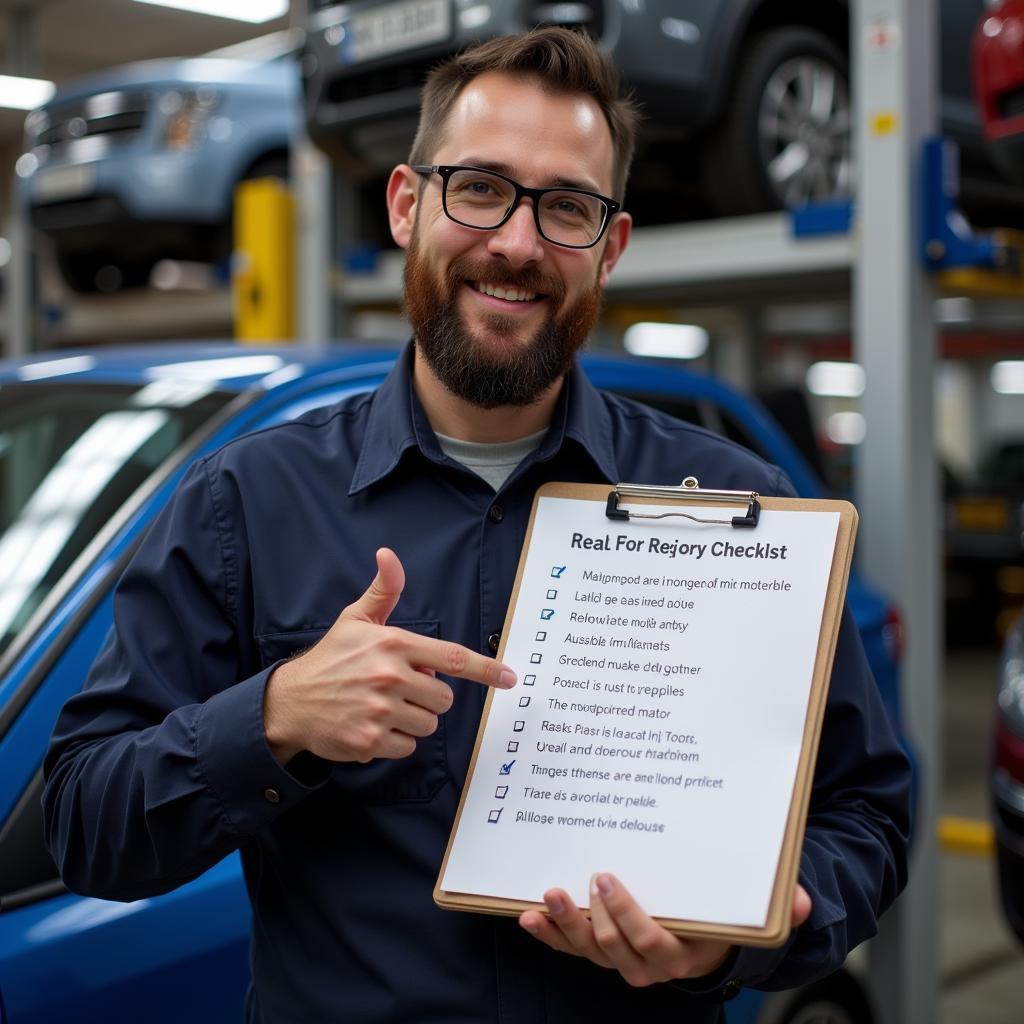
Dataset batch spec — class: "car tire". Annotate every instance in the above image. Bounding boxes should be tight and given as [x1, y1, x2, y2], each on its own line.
[768, 973, 874, 1024]
[701, 27, 851, 216]
[56, 252, 154, 293]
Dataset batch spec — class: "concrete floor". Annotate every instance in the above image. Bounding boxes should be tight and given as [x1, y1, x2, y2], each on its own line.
[941, 649, 1024, 1024]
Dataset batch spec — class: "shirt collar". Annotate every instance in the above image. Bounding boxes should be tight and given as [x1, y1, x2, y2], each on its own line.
[349, 343, 620, 495]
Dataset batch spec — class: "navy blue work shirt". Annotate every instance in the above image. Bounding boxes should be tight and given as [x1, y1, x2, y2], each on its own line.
[44, 345, 911, 1023]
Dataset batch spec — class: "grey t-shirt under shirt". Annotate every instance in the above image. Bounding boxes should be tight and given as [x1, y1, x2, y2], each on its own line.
[435, 428, 547, 492]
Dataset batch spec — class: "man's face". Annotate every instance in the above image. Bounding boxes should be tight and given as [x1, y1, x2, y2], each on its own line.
[389, 72, 630, 408]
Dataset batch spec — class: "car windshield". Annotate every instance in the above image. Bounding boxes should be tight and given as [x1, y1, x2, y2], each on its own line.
[0, 380, 232, 659]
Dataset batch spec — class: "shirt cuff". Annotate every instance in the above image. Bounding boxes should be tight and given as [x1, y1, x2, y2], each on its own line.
[195, 664, 332, 836]
[669, 940, 792, 1003]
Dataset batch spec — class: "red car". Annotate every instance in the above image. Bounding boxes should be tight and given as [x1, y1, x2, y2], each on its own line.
[973, 0, 1024, 184]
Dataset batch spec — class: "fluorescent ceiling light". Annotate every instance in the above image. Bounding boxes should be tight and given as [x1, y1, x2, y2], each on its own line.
[992, 361, 1024, 394]
[806, 361, 865, 398]
[826, 411, 866, 446]
[623, 322, 709, 359]
[0, 74, 55, 110]
[132, 0, 287, 24]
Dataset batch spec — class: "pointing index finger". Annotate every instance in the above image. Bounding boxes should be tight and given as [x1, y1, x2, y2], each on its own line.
[407, 632, 516, 689]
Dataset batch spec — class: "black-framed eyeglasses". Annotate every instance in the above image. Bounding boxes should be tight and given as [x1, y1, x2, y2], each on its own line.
[411, 164, 620, 249]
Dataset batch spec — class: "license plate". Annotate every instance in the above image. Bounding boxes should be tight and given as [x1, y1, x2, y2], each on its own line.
[342, 0, 450, 65]
[35, 163, 97, 202]
[954, 497, 1009, 532]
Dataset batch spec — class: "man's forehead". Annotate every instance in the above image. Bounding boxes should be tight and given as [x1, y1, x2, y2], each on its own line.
[437, 72, 615, 193]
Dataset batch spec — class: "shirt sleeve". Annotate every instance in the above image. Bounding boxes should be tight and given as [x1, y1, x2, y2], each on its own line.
[42, 458, 330, 903]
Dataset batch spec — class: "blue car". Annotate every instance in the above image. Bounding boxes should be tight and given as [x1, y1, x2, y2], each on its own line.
[18, 57, 299, 293]
[0, 343, 903, 1023]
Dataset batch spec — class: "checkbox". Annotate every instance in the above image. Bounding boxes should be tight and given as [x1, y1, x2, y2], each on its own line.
[524, 674, 536, 686]
[519, 695, 531, 707]
[507, 740, 519, 752]
[513, 720, 525, 732]
[495, 785, 508, 799]
[535, 630, 547, 641]
[540, 608, 555, 621]
[530, 653, 542, 664]
[550, 566, 566, 578]
[487, 808, 503, 824]
[546, 589, 558, 600]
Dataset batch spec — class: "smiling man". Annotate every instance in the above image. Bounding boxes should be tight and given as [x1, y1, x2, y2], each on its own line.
[44, 28, 911, 1024]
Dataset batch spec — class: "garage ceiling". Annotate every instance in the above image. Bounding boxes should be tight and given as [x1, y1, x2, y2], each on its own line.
[0, 0, 292, 151]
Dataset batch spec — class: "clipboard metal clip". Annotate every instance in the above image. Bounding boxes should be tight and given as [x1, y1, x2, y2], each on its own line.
[606, 476, 761, 529]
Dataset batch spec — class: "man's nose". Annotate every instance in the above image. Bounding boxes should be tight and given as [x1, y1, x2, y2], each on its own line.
[486, 199, 545, 266]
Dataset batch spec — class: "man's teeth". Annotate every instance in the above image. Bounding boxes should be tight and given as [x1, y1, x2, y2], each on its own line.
[475, 282, 537, 302]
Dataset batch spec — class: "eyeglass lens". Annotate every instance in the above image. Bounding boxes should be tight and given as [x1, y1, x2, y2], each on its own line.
[444, 168, 607, 246]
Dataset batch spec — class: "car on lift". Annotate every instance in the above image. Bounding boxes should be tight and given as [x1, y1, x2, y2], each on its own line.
[301, 0, 1013, 231]
[0, 343, 903, 1023]
[17, 55, 300, 293]
[973, 0, 1024, 186]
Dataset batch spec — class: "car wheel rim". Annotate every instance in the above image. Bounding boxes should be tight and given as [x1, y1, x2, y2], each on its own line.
[758, 55, 852, 207]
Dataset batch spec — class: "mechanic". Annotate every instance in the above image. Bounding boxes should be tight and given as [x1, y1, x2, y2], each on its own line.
[43, 27, 911, 1023]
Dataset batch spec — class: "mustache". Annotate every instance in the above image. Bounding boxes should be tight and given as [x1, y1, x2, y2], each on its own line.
[445, 257, 565, 300]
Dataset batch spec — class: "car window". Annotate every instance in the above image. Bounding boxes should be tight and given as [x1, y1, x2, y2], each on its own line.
[613, 390, 771, 461]
[0, 381, 231, 660]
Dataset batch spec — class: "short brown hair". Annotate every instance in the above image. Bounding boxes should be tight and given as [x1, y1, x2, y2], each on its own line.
[409, 27, 639, 202]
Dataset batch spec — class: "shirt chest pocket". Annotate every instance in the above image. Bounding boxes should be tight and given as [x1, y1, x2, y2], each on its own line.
[256, 619, 448, 804]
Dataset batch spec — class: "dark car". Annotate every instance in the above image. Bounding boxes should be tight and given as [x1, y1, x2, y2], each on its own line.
[301, 0, 1013, 231]
[0, 343, 904, 1023]
[994, 611, 1024, 943]
[973, 0, 1024, 186]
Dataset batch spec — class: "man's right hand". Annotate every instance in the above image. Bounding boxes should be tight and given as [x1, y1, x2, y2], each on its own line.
[263, 547, 516, 765]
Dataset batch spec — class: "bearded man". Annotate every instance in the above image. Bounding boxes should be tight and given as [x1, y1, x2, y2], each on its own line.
[44, 27, 910, 1024]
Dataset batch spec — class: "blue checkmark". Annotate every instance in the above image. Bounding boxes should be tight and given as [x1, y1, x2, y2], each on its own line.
[540, 608, 555, 620]
[499, 760, 516, 775]
[550, 565, 566, 578]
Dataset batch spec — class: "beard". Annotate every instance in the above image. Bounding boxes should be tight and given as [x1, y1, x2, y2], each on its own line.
[403, 236, 604, 409]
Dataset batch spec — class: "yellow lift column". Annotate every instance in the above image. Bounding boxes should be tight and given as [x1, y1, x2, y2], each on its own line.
[233, 176, 296, 343]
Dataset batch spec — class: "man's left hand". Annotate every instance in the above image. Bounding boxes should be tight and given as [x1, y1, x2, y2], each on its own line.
[519, 875, 812, 987]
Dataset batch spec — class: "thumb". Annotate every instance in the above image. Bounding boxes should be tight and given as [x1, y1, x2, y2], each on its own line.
[791, 884, 812, 929]
[341, 547, 405, 626]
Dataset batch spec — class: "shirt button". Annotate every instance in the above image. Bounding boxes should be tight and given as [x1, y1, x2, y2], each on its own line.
[721, 979, 741, 1000]
[488, 504, 504, 522]
[264, 788, 281, 804]
[487, 632, 501, 653]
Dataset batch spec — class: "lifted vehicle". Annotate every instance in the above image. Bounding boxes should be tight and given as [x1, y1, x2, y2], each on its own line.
[0, 344, 902, 1023]
[301, 0, 1014, 229]
[18, 57, 299, 293]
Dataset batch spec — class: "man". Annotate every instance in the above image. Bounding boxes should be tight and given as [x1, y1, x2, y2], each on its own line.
[44, 27, 911, 1023]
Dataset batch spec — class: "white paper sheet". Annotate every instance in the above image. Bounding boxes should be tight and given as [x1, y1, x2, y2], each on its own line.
[440, 496, 841, 928]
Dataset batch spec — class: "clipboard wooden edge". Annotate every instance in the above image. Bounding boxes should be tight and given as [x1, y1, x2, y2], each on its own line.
[434, 481, 858, 949]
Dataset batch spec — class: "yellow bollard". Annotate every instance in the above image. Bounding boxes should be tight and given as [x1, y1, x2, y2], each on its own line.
[233, 177, 295, 343]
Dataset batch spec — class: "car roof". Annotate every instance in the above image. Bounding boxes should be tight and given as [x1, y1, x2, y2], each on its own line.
[0, 343, 400, 391]
[38, 57, 296, 107]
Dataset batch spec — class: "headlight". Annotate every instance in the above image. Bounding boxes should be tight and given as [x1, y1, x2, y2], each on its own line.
[159, 87, 219, 151]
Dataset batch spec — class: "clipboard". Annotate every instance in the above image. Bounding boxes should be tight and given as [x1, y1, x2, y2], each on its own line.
[435, 478, 857, 948]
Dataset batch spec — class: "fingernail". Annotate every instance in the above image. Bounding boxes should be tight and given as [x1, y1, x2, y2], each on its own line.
[548, 895, 565, 915]
[499, 669, 517, 688]
[595, 874, 614, 897]
[521, 922, 539, 935]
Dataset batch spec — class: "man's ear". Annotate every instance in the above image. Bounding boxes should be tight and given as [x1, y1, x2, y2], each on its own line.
[387, 165, 419, 250]
[597, 211, 631, 290]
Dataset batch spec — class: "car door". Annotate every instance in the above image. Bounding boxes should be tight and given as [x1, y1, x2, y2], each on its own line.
[0, 370, 386, 1024]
